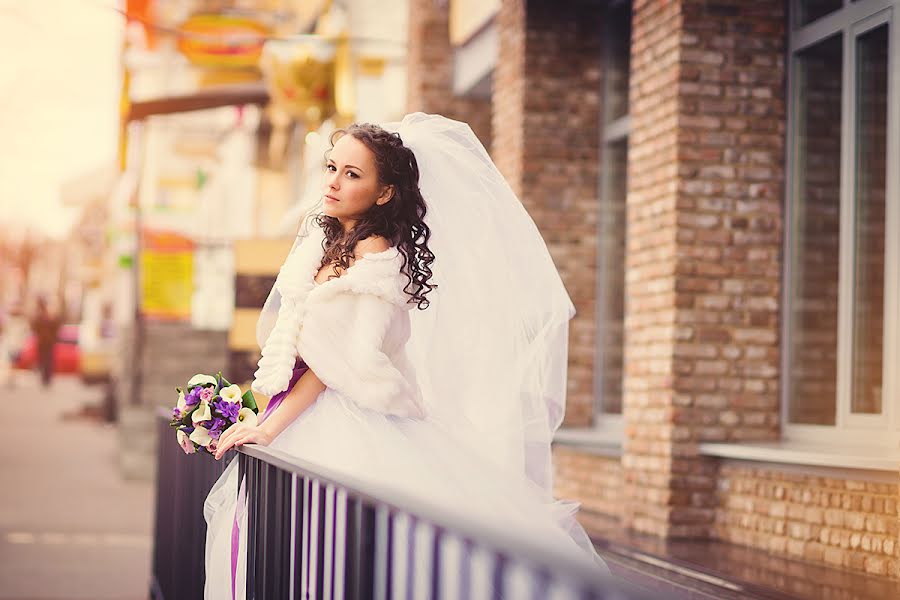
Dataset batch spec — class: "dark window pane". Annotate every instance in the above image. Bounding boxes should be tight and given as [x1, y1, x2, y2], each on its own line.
[795, 0, 844, 28]
[597, 138, 627, 415]
[851, 24, 888, 415]
[603, 2, 631, 123]
[788, 33, 842, 425]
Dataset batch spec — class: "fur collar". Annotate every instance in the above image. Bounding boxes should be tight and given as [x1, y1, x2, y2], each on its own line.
[253, 223, 410, 397]
[277, 224, 410, 308]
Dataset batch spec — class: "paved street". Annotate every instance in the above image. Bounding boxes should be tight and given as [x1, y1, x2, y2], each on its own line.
[0, 372, 153, 600]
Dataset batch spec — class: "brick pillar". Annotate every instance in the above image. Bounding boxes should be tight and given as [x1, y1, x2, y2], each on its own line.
[493, 0, 602, 426]
[407, 0, 493, 149]
[623, 0, 785, 537]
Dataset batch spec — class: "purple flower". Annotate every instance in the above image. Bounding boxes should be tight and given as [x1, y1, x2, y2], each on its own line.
[171, 407, 182, 420]
[200, 387, 214, 402]
[215, 400, 241, 423]
[208, 418, 227, 439]
[185, 387, 201, 407]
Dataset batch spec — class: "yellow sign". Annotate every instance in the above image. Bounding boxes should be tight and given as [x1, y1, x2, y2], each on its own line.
[140, 231, 193, 320]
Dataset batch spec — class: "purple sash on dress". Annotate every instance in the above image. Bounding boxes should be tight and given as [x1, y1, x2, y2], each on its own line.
[230, 359, 309, 598]
[259, 359, 309, 423]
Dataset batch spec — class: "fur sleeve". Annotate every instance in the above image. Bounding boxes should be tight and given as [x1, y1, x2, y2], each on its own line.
[296, 293, 424, 418]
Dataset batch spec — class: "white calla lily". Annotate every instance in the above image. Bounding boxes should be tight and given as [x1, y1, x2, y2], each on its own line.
[191, 400, 211, 423]
[187, 374, 218, 387]
[189, 426, 213, 447]
[220, 384, 243, 404]
[176, 391, 187, 412]
[237, 408, 258, 427]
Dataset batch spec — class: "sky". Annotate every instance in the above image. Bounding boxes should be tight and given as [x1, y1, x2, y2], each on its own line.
[0, 1, 122, 239]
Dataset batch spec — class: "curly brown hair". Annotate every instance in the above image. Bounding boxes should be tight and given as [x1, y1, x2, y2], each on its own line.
[316, 123, 436, 309]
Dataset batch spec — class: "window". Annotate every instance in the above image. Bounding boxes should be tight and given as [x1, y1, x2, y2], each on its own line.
[595, 0, 631, 426]
[785, 1, 899, 444]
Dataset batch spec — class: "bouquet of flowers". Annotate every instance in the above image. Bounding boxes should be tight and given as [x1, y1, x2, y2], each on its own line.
[169, 372, 258, 455]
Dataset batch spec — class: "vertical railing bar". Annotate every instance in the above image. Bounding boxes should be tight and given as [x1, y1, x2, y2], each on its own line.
[246, 456, 257, 599]
[273, 465, 287, 600]
[293, 474, 307, 598]
[405, 516, 416, 600]
[430, 528, 442, 600]
[323, 484, 335, 600]
[259, 461, 270, 599]
[491, 553, 507, 600]
[373, 507, 389, 600]
[531, 568, 551, 600]
[316, 481, 327, 600]
[334, 488, 347, 600]
[344, 498, 360, 600]
[460, 538, 473, 600]
[385, 512, 395, 600]
[289, 473, 297, 600]
[309, 479, 321, 598]
[301, 478, 311, 597]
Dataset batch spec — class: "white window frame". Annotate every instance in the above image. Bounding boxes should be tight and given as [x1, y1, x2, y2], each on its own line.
[783, 0, 900, 447]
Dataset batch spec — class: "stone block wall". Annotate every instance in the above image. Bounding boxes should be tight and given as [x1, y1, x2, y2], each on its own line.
[715, 463, 900, 578]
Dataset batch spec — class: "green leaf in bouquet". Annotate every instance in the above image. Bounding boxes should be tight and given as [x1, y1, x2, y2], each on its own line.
[241, 389, 258, 412]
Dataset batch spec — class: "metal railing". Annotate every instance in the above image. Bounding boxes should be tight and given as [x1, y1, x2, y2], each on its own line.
[152, 413, 647, 600]
[151, 412, 235, 600]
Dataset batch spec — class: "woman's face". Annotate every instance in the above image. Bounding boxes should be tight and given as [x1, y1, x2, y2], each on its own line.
[322, 134, 392, 229]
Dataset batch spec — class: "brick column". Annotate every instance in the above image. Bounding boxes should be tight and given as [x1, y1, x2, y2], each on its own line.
[407, 0, 493, 149]
[623, 0, 785, 537]
[494, 0, 602, 426]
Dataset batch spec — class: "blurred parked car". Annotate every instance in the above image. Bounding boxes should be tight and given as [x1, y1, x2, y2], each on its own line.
[14, 324, 81, 374]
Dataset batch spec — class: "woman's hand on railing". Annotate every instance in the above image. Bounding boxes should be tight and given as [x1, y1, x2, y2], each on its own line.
[214, 423, 274, 460]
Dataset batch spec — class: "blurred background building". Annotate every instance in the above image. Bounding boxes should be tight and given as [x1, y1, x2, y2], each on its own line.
[3, 0, 899, 593]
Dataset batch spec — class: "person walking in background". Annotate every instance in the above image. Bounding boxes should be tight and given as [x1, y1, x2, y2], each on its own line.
[0, 312, 11, 387]
[30, 297, 61, 387]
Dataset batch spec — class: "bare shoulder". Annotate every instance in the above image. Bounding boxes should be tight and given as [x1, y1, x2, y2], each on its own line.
[354, 235, 391, 258]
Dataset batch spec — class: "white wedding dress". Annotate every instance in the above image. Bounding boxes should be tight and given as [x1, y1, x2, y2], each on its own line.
[203, 114, 610, 599]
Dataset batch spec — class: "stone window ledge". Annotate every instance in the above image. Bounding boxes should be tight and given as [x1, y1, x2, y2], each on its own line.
[553, 427, 623, 457]
[699, 441, 900, 473]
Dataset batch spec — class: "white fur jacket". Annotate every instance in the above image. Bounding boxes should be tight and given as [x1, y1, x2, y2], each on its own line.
[252, 225, 425, 418]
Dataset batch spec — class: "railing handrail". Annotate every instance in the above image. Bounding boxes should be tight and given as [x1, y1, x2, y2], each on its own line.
[238, 443, 615, 591]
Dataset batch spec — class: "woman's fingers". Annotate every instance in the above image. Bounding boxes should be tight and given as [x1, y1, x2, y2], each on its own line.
[215, 425, 267, 459]
[215, 426, 240, 459]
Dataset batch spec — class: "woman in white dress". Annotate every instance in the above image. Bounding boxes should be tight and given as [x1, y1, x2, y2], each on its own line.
[204, 113, 608, 598]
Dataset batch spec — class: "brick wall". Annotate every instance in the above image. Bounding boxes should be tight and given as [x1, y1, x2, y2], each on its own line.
[622, 0, 687, 537]
[623, 0, 785, 537]
[406, 0, 493, 150]
[553, 446, 624, 520]
[715, 463, 900, 578]
[494, 0, 602, 426]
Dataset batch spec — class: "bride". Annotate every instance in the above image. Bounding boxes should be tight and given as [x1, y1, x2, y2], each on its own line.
[203, 113, 608, 598]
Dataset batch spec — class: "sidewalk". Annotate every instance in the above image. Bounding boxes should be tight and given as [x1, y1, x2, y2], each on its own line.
[0, 372, 154, 600]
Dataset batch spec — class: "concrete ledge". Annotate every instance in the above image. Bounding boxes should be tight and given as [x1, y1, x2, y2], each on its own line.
[553, 427, 623, 457]
[699, 440, 900, 473]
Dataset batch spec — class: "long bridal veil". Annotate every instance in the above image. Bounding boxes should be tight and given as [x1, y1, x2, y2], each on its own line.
[386, 113, 575, 501]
